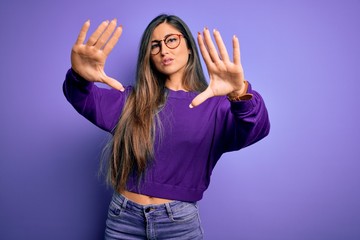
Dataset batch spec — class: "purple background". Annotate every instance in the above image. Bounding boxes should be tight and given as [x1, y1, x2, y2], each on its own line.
[1, 0, 359, 239]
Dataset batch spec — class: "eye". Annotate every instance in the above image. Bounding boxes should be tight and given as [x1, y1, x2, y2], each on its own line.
[151, 42, 160, 49]
[165, 37, 178, 44]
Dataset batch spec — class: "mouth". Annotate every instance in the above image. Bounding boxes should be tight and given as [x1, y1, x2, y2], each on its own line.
[162, 58, 174, 66]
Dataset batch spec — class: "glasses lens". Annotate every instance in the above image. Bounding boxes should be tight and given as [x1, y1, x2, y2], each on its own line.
[165, 34, 181, 49]
[151, 43, 161, 55]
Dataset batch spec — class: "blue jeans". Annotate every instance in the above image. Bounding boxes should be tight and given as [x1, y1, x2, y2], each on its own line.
[104, 192, 204, 239]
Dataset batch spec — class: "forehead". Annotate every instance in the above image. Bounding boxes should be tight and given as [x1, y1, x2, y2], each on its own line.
[151, 23, 181, 40]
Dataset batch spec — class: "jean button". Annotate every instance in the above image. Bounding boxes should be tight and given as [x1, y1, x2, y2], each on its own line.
[145, 207, 153, 213]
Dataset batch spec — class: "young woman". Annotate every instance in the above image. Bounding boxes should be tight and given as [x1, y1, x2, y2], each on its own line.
[64, 14, 270, 239]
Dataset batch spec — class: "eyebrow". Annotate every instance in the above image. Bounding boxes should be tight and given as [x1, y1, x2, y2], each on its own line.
[151, 33, 178, 43]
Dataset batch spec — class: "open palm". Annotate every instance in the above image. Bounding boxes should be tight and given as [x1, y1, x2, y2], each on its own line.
[71, 19, 124, 91]
[190, 28, 246, 107]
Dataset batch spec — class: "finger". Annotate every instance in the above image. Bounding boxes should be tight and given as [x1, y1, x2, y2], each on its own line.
[233, 35, 241, 65]
[203, 28, 221, 63]
[189, 88, 214, 108]
[95, 18, 117, 49]
[103, 25, 123, 56]
[103, 76, 125, 92]
[197, 32, 213, 68]
[86, 20, 110, 46]
[75, 20, 90, 45]
[213, 29, 230, 62]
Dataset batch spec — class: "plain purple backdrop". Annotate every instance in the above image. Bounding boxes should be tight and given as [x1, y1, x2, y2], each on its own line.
[1, 0, 359, 239]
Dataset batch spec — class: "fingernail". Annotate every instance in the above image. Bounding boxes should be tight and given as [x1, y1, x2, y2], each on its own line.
[204, 27, 208, 31]
[198, 31, 201, 35]
[213, 28, 217, 33]
[189, 104, 194, 109]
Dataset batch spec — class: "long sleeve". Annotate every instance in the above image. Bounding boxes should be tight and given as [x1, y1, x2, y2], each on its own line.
[62, 69, 131, 133]
[217, 82, 270, 153]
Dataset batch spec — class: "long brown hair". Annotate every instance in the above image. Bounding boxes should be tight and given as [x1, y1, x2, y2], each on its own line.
[105, 14, 208, 192]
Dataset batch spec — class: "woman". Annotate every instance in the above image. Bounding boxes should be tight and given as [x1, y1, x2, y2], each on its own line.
[64, 14, 270, 239]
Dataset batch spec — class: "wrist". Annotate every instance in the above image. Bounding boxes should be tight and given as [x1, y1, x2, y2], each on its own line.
[227, 81, 253, 102]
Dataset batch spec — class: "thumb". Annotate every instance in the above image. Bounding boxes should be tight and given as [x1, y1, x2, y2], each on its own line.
[189, 88, 214, 108]
[104, 76, 125, 92]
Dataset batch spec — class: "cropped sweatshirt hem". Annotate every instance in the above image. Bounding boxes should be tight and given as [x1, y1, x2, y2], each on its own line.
[126, 179, 206, 202]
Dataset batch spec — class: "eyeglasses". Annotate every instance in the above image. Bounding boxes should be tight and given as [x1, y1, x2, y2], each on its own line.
[150, 34, 183, 55]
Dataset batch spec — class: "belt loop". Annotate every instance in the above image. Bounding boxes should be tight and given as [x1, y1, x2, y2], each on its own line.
[121, 195, 128, 209]
[165, 202, 173, 219]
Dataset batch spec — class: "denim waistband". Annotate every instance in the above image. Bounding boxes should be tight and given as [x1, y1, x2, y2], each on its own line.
[112, 191, 196, 215]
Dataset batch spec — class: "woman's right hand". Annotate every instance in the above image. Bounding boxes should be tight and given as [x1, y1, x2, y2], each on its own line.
[71, 19, 125, 91]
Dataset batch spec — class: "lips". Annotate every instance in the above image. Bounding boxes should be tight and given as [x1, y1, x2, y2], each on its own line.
[162, 57, 174, 66]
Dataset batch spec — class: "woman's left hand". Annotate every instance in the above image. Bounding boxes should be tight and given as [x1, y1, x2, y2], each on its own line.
[190, 28, 246, 108]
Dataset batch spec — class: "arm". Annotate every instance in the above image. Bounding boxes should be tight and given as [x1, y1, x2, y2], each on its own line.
[63, 19, 129, 132]
[63, 68, 130, 132]
[191, 28, 270, 151]
[220, 83, 270, 152]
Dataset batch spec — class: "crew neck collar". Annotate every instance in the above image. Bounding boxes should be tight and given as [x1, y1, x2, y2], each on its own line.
[165, 87, 197, 99]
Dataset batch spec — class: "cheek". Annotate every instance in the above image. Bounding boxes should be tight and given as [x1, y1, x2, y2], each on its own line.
[150, 55, 159, 64]
[150, 57, 162, 71]
[179, 49, 190, 63]
[179, 44, 191, 61]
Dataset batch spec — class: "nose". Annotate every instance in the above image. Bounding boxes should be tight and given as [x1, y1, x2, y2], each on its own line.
[159, 41, 169, 55]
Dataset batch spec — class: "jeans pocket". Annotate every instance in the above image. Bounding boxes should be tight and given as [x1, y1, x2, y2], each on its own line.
[107, 200, 122, 219]
[170, 202, 199, 223]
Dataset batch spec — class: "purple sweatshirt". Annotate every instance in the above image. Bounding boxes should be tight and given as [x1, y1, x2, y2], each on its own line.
[63, 69, 270, 202]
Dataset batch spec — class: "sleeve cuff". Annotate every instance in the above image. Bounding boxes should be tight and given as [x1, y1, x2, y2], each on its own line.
[67, 68, 94, 87]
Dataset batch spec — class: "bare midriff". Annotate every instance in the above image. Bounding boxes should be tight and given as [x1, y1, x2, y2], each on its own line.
[121, 190, 174, 205]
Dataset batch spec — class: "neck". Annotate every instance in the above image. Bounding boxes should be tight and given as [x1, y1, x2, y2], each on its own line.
[165, 75, 187, 91]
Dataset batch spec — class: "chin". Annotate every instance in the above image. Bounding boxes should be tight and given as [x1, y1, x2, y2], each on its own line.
[158, 67, 177, 76]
